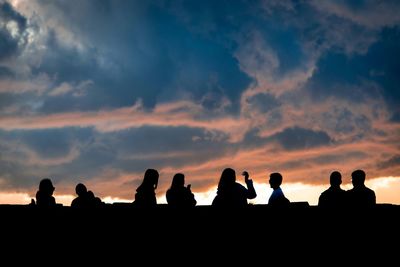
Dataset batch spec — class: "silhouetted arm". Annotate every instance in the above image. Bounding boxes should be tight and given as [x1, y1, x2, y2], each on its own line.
[186, 185, 197, 206]
[242, 171, 249, 183]
[241, 171, 256, 199]
[245, 179, 257, 199]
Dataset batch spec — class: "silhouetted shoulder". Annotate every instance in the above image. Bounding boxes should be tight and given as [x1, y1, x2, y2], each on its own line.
[166, 173, 196, 208]
[166, 187, 196, 208]
[268, 192, 290, 207]
[317, 171, 347, 208]
[36, 191, 56, 207]
[268, 173, 289, 207]
[347, 169, 376, 207]
[347, 187, 376, 207]
[318, 187, 346, 208]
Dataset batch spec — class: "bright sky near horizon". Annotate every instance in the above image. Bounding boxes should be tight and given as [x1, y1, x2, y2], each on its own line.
[0, 0, 399, 205]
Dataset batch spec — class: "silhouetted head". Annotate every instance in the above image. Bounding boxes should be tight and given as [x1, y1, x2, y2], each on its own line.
[39, 178, 55, 195]
[171, 173, 185, 188]
[142, 169, 159, 189]
[75, 183, 87, 196]
[218, 168, 236, 190]
[87, 190, 95, 198]
[330, 171, 342, 187]
[269, 173, 282, 189]
[351, 169, 366, 187]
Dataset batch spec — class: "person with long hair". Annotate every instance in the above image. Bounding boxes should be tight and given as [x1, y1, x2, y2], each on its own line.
[35, 178, 57, 207]
[212, 168, 256, 207]
[166, 173, 197, 208]
[133, 169, 159, 207]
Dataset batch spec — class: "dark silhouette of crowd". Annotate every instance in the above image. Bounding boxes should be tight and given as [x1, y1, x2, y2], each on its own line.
[30, 168, 377, 209]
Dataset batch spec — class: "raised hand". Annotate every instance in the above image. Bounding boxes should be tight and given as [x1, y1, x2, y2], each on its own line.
[242, 171, 250, 183]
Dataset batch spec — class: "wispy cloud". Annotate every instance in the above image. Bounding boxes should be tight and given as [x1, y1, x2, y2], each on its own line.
[311, 0, 400, 29]
[0, 0, 399, 205]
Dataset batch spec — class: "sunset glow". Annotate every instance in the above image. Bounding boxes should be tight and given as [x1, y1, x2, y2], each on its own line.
[0, 0, 399, 206]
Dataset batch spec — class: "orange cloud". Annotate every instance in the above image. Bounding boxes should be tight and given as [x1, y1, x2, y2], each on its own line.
[0, 101, 250, 142]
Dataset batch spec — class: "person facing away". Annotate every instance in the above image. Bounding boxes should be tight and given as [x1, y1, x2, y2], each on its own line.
[318, 171, 347, 208]
[212, 168, 257, 208]
[347, 169, 376, 208]
[133, 169, 159, 207]
[268, 172, 290, 207]
[166, 173, 197, 208]
[71, 183, 103, 208]
[36, 178, 57, 207]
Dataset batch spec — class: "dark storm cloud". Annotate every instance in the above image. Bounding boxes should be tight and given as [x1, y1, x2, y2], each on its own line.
[1, 128, 92, 158]
[0, 128, 93, 187]
[0, 29, 18, 60]
[305, 26, 400, 118]
[0, 66, 13, 77]
[377, 155, 400, 170]
[242, 126, 332, 151]
[246, 93, 280, 113]
[0, 126, 232, 190]
[0, 92, 17, 111]
[0, 1, 26, 60]
[110, 126, 228, 155]
[0, 1, 26, 27]
[320, 106, 372, 135]
[77, 126, 232, 174]
[26, 0, 251, 113]
[10, 0, 399, 114]
[241, 128, 269, 149]
[390, 112, 400, 123]
[270, 126, 333, 150]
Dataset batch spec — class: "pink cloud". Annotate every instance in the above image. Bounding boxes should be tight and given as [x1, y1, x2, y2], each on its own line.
[312, 0, 400, 29]
[0, 74, 51, 95]
[0, 100, 250, 141]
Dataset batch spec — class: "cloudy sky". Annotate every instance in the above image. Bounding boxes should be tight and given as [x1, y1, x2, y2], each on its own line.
[0, 0, 399, 205]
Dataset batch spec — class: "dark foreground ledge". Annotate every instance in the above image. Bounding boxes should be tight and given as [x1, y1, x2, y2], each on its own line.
[1, 203, 399, 262]
[1, 202, 399, 230]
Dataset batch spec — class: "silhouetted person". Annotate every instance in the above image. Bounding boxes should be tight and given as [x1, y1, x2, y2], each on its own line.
[318, 171, 347, 208]
[133, 169, 159, 207]
[347, 169, 376, 208]
[87, 190, 104, 206]
[166, 173, 197, 208]
[212, 168, 256, 207]
[71, 183, 103, 208]
[35, 178, 56, 207]
[268, 173, 290, 207]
